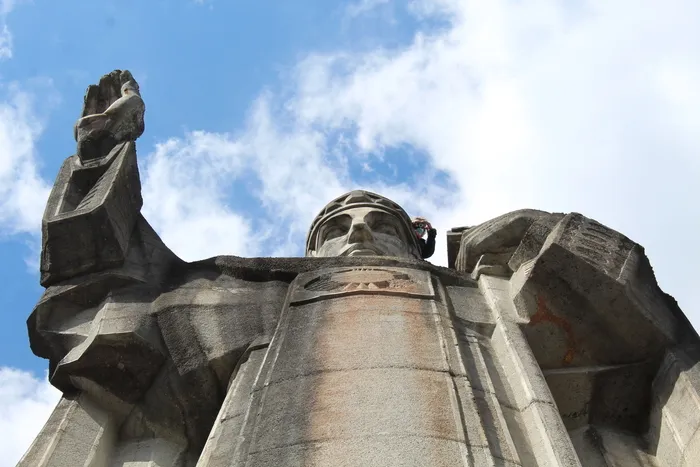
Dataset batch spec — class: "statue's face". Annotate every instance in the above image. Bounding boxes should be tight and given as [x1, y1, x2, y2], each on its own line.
[313, 207, 417, 258]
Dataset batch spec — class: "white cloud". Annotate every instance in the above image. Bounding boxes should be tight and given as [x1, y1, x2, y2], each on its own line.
[192, 0, 214, 8]
[0, 367, 61, 467]
[0, 0, 58, 268]
[143, 0, 699, 327]
[0, 0, 24, 59]
[346, 0, 391, 17]
[141, 133, 255, 261]
[279, 0, 700, 319]
[2, 1, 700, 460]
[0, 24, 11, 59]
[0, 0, 53, 243]
[0, 84, 51, 238]
[140, 95, 350, 259]
[0, 0, 696, 329]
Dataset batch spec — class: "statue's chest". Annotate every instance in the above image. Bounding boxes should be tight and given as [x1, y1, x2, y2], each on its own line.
[234, 267, 473, 465]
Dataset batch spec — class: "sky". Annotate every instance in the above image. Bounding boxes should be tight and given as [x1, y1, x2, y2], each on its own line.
[0, 0, 699, 464]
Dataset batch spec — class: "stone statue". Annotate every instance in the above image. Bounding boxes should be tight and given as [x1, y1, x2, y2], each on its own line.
[20, 71, 700, 467]
[74, 69, 145, 162]
[305, 190, 422, 259]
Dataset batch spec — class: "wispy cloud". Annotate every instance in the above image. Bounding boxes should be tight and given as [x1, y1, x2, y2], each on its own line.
[192, 0, 214, 8]
[0, 0, 25, 59]
[0, 84, 51, 237]
[346, 0, 391, 17]
[0, 367, 61, 466]
[0, 24, 11, 59]
[0, 0, 695, 300]
[2, 2, 697, 313]
[140, 0, 699, 322]
[5, 1, 700, 460]
[140, 95, 351, 260]
[0, 0, 53, 241]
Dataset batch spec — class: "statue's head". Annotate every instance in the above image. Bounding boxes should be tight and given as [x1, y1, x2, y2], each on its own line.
[306, 190, 422, 259]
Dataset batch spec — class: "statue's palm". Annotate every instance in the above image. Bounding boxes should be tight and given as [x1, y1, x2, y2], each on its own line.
[81, 70, 128, 119]
[73, 70, 144, 161]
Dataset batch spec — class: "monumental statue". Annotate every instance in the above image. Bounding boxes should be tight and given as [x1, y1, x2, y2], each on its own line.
[19, 70, 700, 466]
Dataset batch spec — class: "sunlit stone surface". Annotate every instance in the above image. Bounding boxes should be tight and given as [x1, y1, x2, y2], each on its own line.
[21, 70, 700, 467]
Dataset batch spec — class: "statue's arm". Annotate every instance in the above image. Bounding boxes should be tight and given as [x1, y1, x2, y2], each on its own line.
[31, 68, 182, 404]
[41, 70, 166, 287]
[451, 208, 693, 353]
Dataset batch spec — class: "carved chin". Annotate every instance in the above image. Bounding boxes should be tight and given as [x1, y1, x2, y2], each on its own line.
[348, 249, 382, 257]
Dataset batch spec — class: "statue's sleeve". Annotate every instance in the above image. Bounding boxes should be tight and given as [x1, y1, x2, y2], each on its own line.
[40, 142, 144, 285]
[449, 209, 700, 465]
[29, 69, 181, 423]
[21, 69, 286, 466]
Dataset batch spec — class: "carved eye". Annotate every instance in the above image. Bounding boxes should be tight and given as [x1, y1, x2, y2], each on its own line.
[323, 226, 347, 241]
[374, 224, 399, 237]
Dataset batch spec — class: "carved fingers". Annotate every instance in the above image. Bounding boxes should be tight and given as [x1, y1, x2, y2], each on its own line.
[81, 85, 101, 118]
[98, 71, 123, 107]
[80, 70, 124, 119]
[120, 70, 135, 86]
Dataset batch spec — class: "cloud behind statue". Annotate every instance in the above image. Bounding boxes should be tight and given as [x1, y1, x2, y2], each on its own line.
[0, 1, 698, 465]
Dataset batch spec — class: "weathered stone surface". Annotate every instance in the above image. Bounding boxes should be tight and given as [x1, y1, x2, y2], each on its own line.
[18, 393, 117, 467]
[306, 190, 422, 259]
[447, 225, 470, 269]
[449, 210, 700, 466]
[543, 360, 658, 433]
[471, 250, 516, 280]
[570, 426, 661, 466]
[196, 346, 268, 467]
[446, 284, 495, 335]
[508, 213, 565, 272]
[23, 70, 700, 466]
[40, 142, 143, 286]
[119, 362, 191, 445]
[110, 438, 188, 467]
[648, 346, 700, 466]
[454, 209, 549, 273]
[74, 69, 145, 162]
[480, 276, 581, 466]
[53, 285, 165, 403]
[511, 213, 683, 368]
[28, 271, 146, 364]
[196, 254, 473, 287]
[148, 272, 288, 451]
[217, 267, 520, 466]
[246, 437, 468, 467]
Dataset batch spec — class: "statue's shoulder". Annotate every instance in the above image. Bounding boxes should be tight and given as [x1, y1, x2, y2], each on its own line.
[450, 208, 696, 349]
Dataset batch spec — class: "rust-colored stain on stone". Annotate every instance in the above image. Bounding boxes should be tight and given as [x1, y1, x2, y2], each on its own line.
[529, 295, 576, 365]
[302, 292, 459, 462]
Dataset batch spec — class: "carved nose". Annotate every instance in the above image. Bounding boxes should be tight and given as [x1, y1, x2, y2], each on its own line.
[348, 222, 374, 243]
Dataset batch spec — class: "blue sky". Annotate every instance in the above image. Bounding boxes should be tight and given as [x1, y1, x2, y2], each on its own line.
[0, 0, 426, 375]
[1, 0, 700, 463]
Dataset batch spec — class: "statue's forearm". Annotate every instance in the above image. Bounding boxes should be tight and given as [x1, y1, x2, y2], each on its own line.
[40, 142, 143, 286]
[41, 70, 153, 286]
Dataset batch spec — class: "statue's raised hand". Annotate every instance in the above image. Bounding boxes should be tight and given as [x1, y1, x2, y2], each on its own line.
[73, 69, 145, 162]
